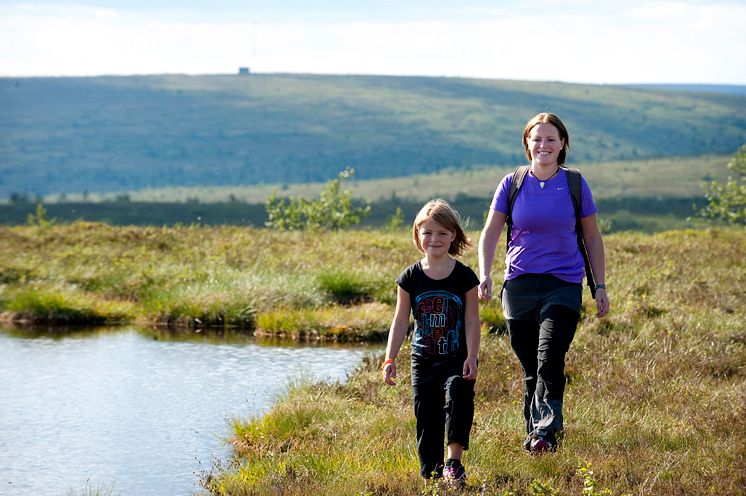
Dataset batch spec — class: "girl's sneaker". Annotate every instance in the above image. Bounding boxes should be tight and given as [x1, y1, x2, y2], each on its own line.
[443, 461, 467, 487]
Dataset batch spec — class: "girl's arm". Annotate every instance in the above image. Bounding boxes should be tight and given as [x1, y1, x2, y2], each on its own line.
[383, 285, 411, 385]
[462, 286, 480, 380]
[478, 209, 507, 300]
[580, 213, 610, 318]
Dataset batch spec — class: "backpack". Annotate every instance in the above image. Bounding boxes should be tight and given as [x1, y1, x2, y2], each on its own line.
[506, 165, 597, 299]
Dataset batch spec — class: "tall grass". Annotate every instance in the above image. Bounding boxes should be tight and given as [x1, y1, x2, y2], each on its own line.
[200, 228, 745, 495]
[0, 223, 411, 336]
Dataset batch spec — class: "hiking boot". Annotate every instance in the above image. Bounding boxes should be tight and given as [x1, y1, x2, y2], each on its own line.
[443, 462, 467, 487]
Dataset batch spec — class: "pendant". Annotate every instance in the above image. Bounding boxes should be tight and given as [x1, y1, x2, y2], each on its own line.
[539, 182, 546, 189]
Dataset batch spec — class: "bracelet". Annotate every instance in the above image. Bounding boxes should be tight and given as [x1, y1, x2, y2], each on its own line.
[381, 358, 394, 370]
[595, 283, 607, 290]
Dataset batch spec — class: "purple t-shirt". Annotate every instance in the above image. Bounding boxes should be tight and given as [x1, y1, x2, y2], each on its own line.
[490, 168, 597, 283]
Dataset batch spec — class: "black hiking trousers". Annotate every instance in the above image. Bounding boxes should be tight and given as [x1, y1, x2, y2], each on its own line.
[503, 275, 581, 447]
[411, 357, 475, 478]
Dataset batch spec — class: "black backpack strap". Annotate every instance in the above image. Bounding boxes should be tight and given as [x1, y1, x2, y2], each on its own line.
[506, 166, 530, 256]
[566, 168, 596, 299]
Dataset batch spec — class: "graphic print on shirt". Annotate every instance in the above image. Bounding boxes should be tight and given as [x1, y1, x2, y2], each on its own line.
[413, 290, 463, 357]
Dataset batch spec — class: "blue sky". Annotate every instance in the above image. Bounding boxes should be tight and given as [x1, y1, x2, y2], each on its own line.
[1, 0, 745, 84]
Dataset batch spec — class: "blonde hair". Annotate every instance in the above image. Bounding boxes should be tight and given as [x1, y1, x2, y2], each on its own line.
[522, 112, 571, 165]
[412, 199, 472, 256]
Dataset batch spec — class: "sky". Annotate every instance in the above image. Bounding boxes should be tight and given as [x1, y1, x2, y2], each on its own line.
[1, 0, 745, 84]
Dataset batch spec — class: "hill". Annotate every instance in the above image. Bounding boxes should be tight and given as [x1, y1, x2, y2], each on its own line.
[1, 74, 745, 198]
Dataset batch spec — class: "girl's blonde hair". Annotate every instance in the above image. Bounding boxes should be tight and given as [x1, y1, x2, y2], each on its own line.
[412, 199, 472, 256]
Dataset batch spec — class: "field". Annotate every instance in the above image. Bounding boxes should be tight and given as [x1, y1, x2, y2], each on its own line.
[200, 228, 745, 496]
[1, 223, 744, 494]
[0, 154, 733, 233]
[45, 154, 729, 204]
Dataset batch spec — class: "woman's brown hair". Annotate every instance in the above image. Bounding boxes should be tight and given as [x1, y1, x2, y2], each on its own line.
[522, 112, 570, 165]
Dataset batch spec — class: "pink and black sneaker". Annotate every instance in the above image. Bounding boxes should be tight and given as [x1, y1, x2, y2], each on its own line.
[443, 459, 467, 487]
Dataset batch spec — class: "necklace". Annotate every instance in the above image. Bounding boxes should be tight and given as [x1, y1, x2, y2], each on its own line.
[531, 167, 561, 189]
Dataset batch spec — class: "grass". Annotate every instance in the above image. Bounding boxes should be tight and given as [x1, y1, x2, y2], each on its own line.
[1, 222, 744, 493]
[196, 227, 745, 495]
[0, 223, 411, 336]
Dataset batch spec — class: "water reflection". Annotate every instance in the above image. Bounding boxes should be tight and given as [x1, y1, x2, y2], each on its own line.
[0, 326, 380, 496]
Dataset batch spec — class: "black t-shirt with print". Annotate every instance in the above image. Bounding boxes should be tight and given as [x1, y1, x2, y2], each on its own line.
[396, 260, 479, 363]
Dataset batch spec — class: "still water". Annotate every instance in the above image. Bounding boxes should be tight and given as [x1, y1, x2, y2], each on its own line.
[0, 327, 378, 495]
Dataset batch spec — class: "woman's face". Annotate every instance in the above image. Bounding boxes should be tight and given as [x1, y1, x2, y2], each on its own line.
[526, 123, 565, 167]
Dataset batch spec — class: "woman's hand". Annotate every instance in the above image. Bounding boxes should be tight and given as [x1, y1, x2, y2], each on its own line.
[478, 276, 493, 300]
[595, 288, 610, 318]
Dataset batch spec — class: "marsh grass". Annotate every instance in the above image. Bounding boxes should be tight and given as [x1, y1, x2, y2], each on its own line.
[200, 228, 745, 495]
[0, 224, 409, 335]
[2, 223, 744, 493]
[66, 479, 119, 496]
[255, 302, 391, 342]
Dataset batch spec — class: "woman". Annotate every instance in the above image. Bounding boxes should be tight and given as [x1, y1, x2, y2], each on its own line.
[478, 112, 610, 454]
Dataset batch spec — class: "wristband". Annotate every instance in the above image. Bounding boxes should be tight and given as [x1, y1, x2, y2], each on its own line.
[595, 283, 606, 290]
[381, 358, 394, 370]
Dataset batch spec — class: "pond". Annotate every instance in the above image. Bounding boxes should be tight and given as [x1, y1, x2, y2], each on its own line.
[0, 326, 380, 495]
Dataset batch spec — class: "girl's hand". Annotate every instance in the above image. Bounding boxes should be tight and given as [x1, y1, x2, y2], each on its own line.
[596, 289, 610, 318]
[462, 356, 478, 381]
[478, 276, 492, 300]
[383, 361, 397, 385]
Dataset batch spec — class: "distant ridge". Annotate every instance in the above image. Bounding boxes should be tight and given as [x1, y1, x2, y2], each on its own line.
[625, 83, 746, 96]
[1, 73, 745, 197]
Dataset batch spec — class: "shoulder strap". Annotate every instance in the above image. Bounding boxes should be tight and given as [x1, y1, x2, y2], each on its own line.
[506, 166, 530, 253]
[565, 168, 596, 299]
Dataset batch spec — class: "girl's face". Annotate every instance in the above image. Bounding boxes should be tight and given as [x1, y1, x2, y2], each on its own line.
[526, 123, 565, 167]
[418, 218, 456, 257]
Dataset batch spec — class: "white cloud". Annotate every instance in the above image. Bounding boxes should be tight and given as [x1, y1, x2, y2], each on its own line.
[1, 1, 744, 83]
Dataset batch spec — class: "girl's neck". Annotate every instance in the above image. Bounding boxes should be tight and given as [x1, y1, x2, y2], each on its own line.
[421, 254, 456, 279]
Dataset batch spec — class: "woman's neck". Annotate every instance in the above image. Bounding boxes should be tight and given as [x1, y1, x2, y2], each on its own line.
[530, 163, 561, 181]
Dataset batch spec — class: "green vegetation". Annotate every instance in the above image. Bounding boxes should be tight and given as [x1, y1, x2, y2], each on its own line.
[0, 155, 732, 233]
[66, 479, 118, 496]
[266, 168, 371, 230]
[200, 228, 745, 495]
[57, 153, 730, 205]
[0, 223, 408, 334]
[700, 144, 746, 224]
[2, 75, 744, 198]
[1, 220, 744, 494]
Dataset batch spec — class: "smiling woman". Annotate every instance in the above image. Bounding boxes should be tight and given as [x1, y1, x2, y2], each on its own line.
[478, 112, 609, 454]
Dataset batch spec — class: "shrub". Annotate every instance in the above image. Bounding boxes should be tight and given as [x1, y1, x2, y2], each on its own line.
[265, 168, 371, 230]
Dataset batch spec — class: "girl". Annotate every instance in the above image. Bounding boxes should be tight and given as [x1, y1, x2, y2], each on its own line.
[382, 199, 480, 486]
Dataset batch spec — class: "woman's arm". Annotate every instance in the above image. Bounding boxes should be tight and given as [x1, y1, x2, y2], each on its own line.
[580, 213, 609, 318]
[383, 285, 411, 385]
[462, 286, 480, 380]
[478, 209, 507, 300]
